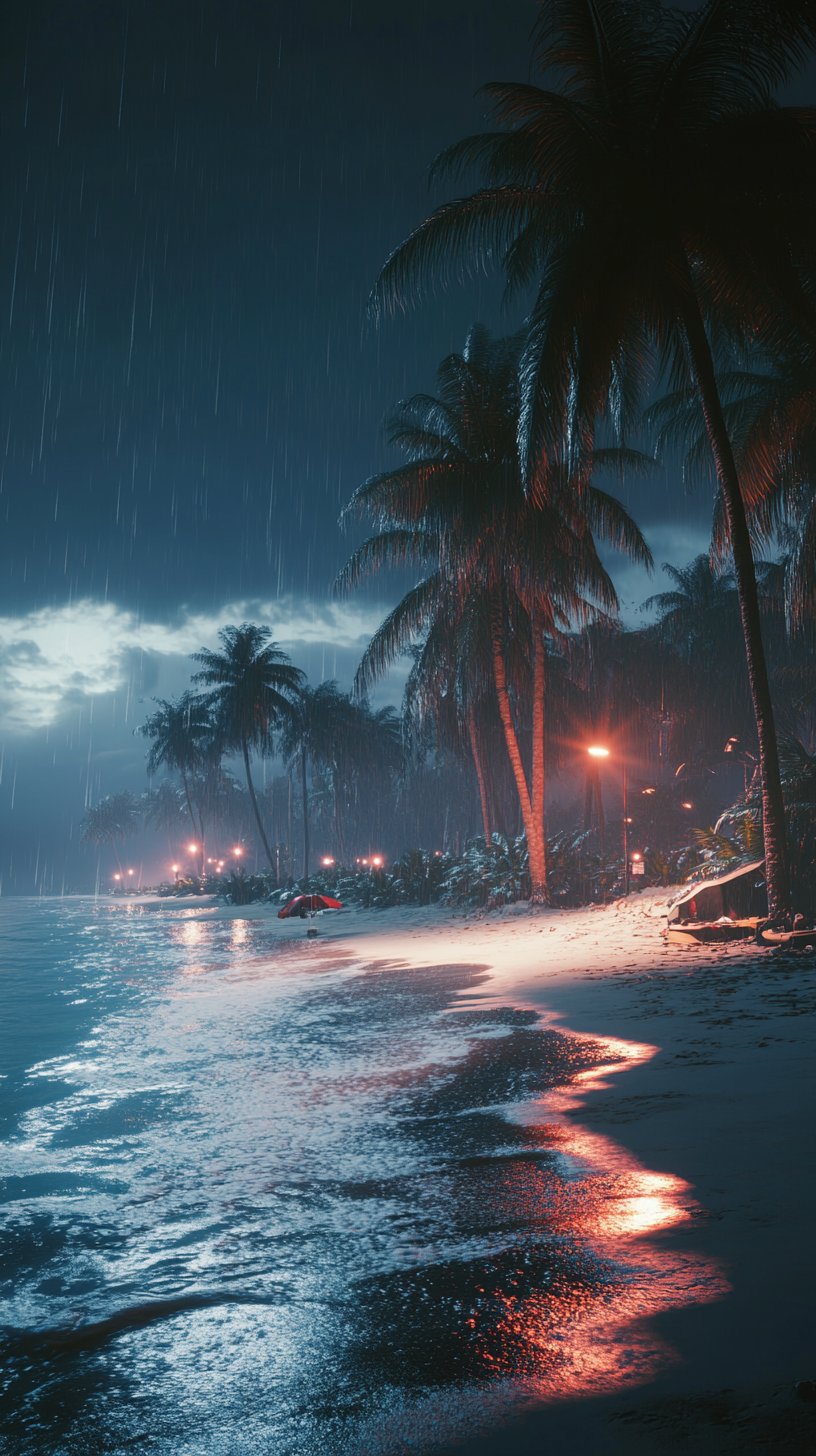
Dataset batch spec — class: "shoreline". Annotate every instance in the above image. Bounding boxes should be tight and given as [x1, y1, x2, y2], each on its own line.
[319, 893, 816, 1452]
[9, 890, 813, 1450]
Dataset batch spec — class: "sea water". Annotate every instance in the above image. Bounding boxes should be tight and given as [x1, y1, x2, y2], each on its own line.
[0, 897, 724, 1454]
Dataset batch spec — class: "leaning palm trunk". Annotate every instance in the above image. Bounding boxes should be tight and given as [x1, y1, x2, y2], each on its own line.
[467, 703, 492, 842]
[242, 739, 275, 872]
[681, 292, 790, 915]
[490, 601, 547, 899]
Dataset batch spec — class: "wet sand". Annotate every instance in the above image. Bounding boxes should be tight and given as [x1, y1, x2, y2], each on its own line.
[301, 890, 816, 1453]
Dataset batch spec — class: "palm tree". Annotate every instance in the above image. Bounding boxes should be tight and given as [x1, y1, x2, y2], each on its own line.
[191, 625, 304, 872]
[136, 693, 214, 843]
[142, 780, 187, 860]
[370, 1, 816, 913]
[81, 792, 141, 874]
[278, 682, 403, 873]
[646, 337, 816, 639]
[338, 326, 650, 898]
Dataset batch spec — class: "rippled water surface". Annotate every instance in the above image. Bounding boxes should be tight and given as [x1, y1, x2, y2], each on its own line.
[0, 898, 725, 1454]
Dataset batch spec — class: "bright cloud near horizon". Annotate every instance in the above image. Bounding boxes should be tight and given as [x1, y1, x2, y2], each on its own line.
[0, 523, 711, 738]
[0, 596, 393, 735]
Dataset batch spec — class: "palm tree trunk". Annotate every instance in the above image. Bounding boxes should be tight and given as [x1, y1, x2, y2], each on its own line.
[180, 771, 200, 842]
[490, 599, 547, 898]
[241, 739, 275, 871]
[334, 772, 346, 863]
[467, 702, 492, 842]
[529, 607, 548, 901]
[301, 744, 310, 880]
[680, 289, 789, 915]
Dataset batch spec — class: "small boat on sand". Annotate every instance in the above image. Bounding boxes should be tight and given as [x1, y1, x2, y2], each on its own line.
[666, 861, 767, 946]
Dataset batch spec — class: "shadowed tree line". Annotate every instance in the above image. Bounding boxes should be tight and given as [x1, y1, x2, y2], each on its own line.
[84, 3, 816, 912]
[352, 0, 816, 915]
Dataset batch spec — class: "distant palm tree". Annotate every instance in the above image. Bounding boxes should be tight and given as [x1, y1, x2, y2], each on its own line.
[279, 682, 403, 874]
[370, 0, 816, 912]
[142, 780, 187, 860]
[191, 625, 304, 872]
[81, 792, 141, 874]
[136, 693, 214, 842]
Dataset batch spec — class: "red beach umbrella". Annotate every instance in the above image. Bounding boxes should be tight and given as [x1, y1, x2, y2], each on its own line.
[277, 893, 343, 919]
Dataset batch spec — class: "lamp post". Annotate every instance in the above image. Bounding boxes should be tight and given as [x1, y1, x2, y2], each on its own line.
[588, 745, 629, 897]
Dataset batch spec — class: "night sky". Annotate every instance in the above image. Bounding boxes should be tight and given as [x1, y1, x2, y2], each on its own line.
[1, 1, 713, 892]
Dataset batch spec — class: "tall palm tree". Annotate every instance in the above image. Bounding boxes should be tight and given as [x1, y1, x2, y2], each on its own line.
[338, 326, 650, 897]
[81, 792, 141, 875]
[136, 692, 214, 843]
[191, 625, 304, 872]
[370, 0, 816, 913]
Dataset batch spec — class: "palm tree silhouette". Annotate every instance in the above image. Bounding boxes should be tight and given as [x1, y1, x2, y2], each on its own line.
[191, 625, 304, 872]
[136, 692, 214, 843]
[81, 792, 141, 876]
[142, 780, 187, 860]
[338, 326, 649, 898]
[370, 1, 816, 912]
[279, 682, 403, 875]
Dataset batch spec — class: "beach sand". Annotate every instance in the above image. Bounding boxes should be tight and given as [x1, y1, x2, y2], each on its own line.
[256, 889, 816, 1454]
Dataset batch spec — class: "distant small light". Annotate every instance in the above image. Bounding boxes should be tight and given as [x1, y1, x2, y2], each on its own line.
[188, 843, 198, 853]
[233, 848, 242, 857]
[171, 864, 179, 873]
[322, 857, 334, 866]
[434, 850, 441, 856]
[128, 869, 134, 876]
[624, 817, 633, 824]
[632, 853, 642, 861]
[114, 873, 121, 880]
[642, 788, 656, 795]
[682, 801, 693, 809]
[588, 745, 610, 758]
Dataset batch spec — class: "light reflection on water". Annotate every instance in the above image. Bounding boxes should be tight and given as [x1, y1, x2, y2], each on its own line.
[0, 898, 726, 1454]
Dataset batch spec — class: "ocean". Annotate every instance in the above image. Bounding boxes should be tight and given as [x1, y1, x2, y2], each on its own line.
[0, 896, 723, 1454]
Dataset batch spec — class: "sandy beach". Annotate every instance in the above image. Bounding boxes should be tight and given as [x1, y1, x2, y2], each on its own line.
[251, 888, 816, 1454]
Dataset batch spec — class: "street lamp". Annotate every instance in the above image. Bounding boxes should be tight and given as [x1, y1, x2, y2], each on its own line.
[587, 744, 629, 897]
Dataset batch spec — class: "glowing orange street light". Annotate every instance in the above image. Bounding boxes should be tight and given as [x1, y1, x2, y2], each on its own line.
[128, 869, 134, 876]
[682, 801, 693, 809]
[232, 847, 243, 857]
[113, 873, 121, 881]
[587, 745, 610, 758]
[188, 843, 198, 853]
[372, 856, 383, 867]
[642, 787, 656, 795]
[322, 857, 334, 867]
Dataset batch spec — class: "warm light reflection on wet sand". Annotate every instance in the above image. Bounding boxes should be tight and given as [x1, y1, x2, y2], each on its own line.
[355, 1018, 728, 1455]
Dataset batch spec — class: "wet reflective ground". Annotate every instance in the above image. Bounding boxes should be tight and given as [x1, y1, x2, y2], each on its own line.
[0, 899, 726, 1454]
